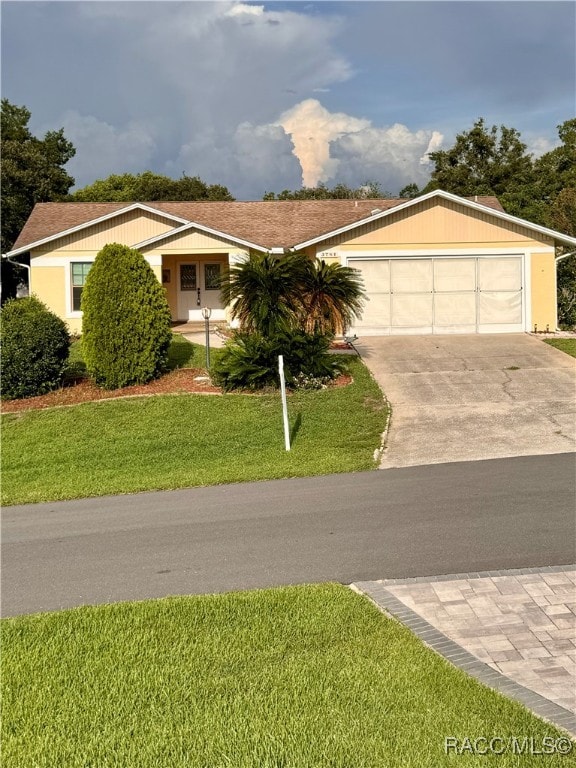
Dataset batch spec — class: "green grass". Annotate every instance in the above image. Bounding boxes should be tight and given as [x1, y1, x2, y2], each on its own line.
[1, 356, 386, 505]
[544, 338, 576, 358]
[2, 585, 572, 768]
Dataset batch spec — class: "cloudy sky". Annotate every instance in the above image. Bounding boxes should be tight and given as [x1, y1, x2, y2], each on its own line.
[2, 1, 574, 199]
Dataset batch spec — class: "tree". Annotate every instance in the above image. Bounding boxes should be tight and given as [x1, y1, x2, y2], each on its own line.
[221, 252, 365, 337]
[263, 180, 391, 200]
[81, 243, 172, 389]
[220, 252, 302, 336]
[399, 183, 421, 199]
[423, 118, 535, 205]
[72, 171, 234, 202]
[1, 100, 75, 253]
[294, 257, 365, 335]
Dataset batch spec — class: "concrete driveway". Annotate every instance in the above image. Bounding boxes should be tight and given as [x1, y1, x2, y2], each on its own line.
[355, 334, 576, 468]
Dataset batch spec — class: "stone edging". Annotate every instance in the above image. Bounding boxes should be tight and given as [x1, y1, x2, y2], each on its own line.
[353, 565, 576, 737]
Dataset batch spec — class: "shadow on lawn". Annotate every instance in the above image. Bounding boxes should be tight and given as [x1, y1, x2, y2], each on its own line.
[290, 411, 302, 445]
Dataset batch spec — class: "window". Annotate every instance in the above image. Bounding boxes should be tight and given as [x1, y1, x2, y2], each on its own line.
[204, 263, 221, 290]
[71, 263, 92, 312]
[180, 264, 197, 291]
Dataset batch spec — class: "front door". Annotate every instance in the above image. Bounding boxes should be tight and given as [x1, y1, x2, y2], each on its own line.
[178, 262, 225, 321]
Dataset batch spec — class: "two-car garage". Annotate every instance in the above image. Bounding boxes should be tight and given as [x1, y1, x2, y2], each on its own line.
[349, 256, 524, 335]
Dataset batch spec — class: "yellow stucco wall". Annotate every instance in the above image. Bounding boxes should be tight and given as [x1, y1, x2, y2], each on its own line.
[531, 251, 557, 330]
[31, 266, 66, 318]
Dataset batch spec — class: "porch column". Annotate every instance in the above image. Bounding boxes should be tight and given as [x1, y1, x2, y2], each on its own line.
[226, 250, 249, 327]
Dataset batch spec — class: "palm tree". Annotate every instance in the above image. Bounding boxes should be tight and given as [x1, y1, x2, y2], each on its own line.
[221, 252, 365, 337]
[220, 252, 301, 337]
[294, 258, 365, 335]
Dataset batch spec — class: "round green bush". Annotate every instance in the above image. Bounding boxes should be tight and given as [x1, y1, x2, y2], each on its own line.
[1, 295, 70, 400]
[81, 243, 172, 389]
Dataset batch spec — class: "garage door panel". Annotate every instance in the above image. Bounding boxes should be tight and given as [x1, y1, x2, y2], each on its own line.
[434, 259, 476, 292]
[479, 258, 522, 291]
[434, 293, 476, 326]
[354, 260, 390, 292]
[479, 291, 522, 325]
[392, 294, 433, 327]
[392, 260, 432, 293]
[359, 294, 391, 326]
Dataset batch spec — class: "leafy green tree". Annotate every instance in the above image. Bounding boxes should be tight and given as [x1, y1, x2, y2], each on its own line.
[423, 118, 535, 206]
[81, 243, 172, 389]
[1, 99, 75, 253]
[72, 171, 234, 202]
[557, 254, 576, 328]
[399, 183, 421, 199]
[1, 295, 70, 399]
[263, 180, 390, 200]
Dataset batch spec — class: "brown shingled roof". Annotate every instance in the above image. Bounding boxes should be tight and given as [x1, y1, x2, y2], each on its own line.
[10, 195, 505, 253]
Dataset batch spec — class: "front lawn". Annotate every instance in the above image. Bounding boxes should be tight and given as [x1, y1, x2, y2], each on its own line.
[1, 355, 386, 505]
[3, 584, 571, 768]
[544, 338, 576, 358]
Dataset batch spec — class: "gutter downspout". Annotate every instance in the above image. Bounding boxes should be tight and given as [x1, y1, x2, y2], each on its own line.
[555, 250, 576, 263]
[1, 254, 31, 302]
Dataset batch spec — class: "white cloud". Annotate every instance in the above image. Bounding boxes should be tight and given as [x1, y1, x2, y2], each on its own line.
[271, 100, 443, 192]
[225, 4, 265, 18]
[277, 99, 369, 187]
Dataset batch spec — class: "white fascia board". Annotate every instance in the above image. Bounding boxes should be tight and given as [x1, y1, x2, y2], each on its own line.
[292, 189, 576, 250]
[6, 203, 192, 258]
[132, 221, 268, 253]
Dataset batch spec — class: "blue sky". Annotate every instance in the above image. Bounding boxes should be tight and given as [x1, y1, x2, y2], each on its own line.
[2, 1, 574, 199]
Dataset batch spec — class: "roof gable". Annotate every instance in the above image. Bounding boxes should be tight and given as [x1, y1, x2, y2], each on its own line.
[6, 191, 576, 257]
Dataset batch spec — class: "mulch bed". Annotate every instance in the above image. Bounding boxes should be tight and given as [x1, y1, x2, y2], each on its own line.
[2, 369, 352, 413]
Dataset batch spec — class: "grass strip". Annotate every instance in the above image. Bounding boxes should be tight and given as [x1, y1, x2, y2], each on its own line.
[2, 356, 386, 505]
[2, 584, 572, 768]
[543, 338, 576, 358]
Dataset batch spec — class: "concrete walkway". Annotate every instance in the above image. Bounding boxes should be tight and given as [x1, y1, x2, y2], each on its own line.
[356, 566, 576, 735]
[355, 334, 576, 468]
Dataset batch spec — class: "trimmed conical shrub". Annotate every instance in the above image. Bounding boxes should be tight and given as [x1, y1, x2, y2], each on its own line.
[1, 295, 70, 399]
[81, 243, 172, 389]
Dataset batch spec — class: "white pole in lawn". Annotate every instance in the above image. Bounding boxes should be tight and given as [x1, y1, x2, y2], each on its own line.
[278, 355, 291, 451]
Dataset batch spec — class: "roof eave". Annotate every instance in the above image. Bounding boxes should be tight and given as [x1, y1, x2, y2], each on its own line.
[132, 221, 269, 253]
[5, 202, 192, 257]
[292, 190, 576, 250]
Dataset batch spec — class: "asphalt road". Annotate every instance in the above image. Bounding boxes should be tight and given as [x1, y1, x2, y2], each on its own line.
[2, 453, 575, 617]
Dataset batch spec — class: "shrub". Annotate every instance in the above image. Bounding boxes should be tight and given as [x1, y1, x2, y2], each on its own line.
[81, 243, 172, 389]
[1, 295, 70, 399]
[211, 330, 345, 392]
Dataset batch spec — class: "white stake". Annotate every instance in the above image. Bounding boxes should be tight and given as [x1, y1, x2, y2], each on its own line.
[278, 355, 291, 451]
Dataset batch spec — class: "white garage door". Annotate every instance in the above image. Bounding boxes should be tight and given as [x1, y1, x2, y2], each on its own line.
[351, 257, 523, 335]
